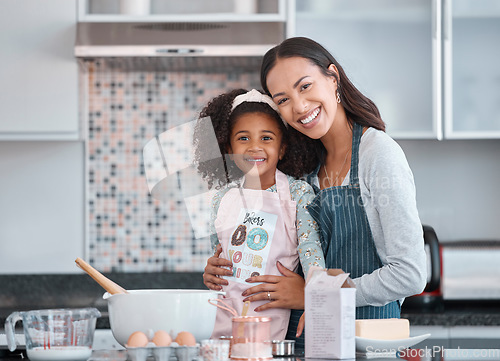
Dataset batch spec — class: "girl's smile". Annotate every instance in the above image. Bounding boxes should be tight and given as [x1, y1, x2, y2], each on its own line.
[244, 156, 266, 162]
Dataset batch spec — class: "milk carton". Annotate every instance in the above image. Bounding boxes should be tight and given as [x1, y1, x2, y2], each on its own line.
[305, 268, 356, 359]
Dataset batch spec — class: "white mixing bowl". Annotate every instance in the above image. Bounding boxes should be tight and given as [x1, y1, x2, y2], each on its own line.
[104, 289, 221, 346]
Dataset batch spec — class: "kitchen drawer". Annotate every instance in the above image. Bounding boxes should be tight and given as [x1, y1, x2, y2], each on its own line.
[442, 242, 500, 300]
[411, 325, 500, 349]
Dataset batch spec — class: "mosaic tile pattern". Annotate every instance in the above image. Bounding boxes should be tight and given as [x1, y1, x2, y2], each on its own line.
[81, 57, 261, 272]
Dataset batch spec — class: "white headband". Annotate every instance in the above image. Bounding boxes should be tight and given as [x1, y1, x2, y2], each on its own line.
[231, 89, 286, 126]
[231, 89, 279, 113]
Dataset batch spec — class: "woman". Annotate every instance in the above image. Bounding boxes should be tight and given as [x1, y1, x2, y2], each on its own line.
[203, 37, 426, 347]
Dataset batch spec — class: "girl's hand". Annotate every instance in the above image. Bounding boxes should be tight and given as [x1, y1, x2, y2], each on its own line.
[242, 261, 305, 311]
[203, 244, 233, 291]
[296, 313, 305, 337]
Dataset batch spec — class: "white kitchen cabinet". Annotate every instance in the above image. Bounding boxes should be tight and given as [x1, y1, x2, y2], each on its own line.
[295, 0, 442, 139]
[0, 142, 85, 274]
[443, 0, 500, 138]
[78, 0, 288, 23]
[0, 0, 79, 140]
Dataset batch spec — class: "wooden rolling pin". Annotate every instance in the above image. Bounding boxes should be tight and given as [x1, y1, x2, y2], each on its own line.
[75, 257, 128, 294]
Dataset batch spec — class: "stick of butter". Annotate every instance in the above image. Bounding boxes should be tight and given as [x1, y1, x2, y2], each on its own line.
[355, 318, 410, 340]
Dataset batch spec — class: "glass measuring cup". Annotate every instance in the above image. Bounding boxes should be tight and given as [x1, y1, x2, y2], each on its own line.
[4, 308, 101, 361]
[231, 316, 272, 360]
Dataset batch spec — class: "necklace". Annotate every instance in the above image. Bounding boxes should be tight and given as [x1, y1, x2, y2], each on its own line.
[323, 147, 351, 188]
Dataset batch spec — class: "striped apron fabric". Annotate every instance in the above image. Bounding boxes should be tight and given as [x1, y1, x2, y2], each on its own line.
[286, 123, 400, 351]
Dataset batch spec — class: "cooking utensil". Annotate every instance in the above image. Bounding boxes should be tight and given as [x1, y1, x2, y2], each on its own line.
[4, 308, 101, 361]
[208, 299, 251, 338]
[75, 257, 127, 295]
[238, 301, 250, 337]
[105, 289, 221, 346]
[271, 340, 295, 356]
[240, 301, 250, 317]
[231, 316, 273, 360]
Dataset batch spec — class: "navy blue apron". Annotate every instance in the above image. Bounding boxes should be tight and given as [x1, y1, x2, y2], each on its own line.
[286, 123, 400, 351]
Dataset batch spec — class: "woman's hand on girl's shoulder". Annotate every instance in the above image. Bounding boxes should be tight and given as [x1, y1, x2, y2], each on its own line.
[203, 244, 233, 291]
[242, 261, 305, 311]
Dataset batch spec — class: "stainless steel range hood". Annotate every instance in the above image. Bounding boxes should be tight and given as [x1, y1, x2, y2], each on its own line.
[75, 21, 285, 57]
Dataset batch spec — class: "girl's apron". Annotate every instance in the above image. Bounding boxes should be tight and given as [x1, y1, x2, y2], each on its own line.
[212, 170, 298, 340]
[287, 123, 400, 350]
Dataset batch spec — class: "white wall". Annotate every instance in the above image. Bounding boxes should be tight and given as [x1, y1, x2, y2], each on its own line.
[399, 139, 500, 242]
[0, 142, 85, 274]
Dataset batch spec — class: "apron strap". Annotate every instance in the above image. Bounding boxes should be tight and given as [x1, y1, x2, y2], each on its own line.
[349, 123, 363, 185]
[275, 170, 292, 202]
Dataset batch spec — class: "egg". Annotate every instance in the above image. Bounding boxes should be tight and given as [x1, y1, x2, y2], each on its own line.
[175, 331, 196, 346]
[152, 330, 172, 347]
[126, 331, 149, 347]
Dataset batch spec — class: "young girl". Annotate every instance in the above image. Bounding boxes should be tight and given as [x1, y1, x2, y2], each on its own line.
[193, 88, 325, 340]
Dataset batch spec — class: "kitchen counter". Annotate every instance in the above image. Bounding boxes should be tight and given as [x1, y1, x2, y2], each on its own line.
[1, 273, 500, 329]
[2, 349, 500, 361]
[1, 272, 500, 359]
[0, 272, 206, 329]
[402, 300, 500, 327]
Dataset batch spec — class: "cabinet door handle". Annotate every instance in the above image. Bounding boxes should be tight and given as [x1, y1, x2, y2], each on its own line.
[155, 48, 204, 54]
[442, 0, 453, 137]
[432, 0, 438, 40]
[443, 0, 451, 41]
[432, 0, 443, 139]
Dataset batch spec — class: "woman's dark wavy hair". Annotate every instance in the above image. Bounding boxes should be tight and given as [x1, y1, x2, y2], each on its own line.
[193, 89, 305, 189]
[260, 37, 386, 175]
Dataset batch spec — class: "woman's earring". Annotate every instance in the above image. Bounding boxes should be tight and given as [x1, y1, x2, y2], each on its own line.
[336, 90, 341, 104]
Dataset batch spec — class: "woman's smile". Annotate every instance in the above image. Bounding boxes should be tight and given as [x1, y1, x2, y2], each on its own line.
[266, 57, 339, 139]
[298, 107, 321, 126]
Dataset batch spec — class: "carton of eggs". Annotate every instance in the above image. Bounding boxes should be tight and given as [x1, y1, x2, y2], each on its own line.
[152, 330, 172, 347]
[126, 330, 199, 361]
[127, 331, 150, 347]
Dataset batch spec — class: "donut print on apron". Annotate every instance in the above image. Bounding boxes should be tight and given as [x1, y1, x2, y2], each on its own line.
[211, 170, 298, 340]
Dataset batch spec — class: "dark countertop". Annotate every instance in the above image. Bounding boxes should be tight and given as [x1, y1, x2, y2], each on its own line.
[0, 272, 206, 330]
[401, 297, 500, 326]
[1, 273, 500, 329]
[402, 301, 500, 326]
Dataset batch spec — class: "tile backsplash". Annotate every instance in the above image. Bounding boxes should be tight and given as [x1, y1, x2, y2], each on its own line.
[81, 57, 261, 272]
